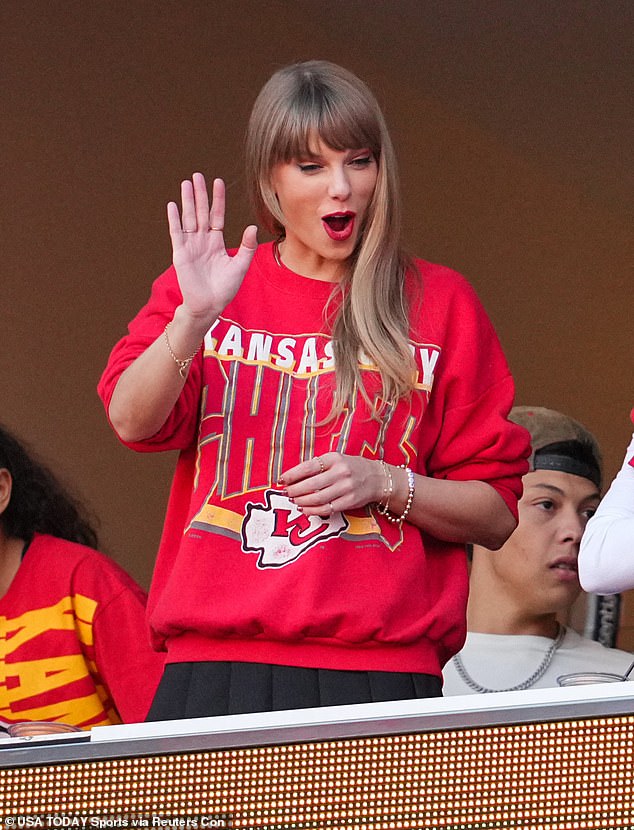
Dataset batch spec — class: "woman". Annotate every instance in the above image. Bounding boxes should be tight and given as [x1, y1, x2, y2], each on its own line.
[579, 410, 634, 594]
[0, 424, 163, 729]
[99, 60, 529, 719]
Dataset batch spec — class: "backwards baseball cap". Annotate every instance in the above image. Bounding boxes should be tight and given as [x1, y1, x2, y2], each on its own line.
[509, 406, 602, 490]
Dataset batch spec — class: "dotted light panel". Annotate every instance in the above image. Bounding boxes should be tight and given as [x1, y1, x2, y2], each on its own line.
[1, 715, 633, 829]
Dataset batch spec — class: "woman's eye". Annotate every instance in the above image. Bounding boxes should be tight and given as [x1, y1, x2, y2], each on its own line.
[350, 156, 373, 167]
[582, 507, 597, 520]
[537, 500, 555, 512]
[298, 163, 321, 173]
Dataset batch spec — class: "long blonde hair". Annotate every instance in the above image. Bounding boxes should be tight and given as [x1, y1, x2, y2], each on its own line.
[245, 61, 417, 417]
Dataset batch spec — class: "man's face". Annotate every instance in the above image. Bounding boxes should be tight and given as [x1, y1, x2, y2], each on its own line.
[484, 470, 601, 616]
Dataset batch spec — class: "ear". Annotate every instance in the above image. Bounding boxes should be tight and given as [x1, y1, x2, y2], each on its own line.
[0, 468, 12, 517]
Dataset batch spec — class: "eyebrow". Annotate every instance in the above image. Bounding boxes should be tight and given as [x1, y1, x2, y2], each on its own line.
[526, 483, 601, 501]
[299, 146, 371, 161]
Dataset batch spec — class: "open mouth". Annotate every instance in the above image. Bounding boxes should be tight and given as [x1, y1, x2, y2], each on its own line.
[323, 214, 352, 232]
[322, 212, 355, 240]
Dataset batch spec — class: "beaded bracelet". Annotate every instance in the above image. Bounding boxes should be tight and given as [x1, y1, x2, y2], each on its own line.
[164, 323, 199, 379]
[382, 465, 416, 526]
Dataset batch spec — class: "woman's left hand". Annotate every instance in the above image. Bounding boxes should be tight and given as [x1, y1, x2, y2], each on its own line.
[280, 453, 384, 516]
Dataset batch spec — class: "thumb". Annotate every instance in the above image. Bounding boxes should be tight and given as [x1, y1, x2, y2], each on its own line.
[233, 225, 258, 268]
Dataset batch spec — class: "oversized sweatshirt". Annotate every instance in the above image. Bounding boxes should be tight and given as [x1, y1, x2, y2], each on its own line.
[0, 534, 164, 728]
[99, 243, 530, 677]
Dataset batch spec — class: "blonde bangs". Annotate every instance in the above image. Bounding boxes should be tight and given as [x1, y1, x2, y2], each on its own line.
[270, 100, 382, 166]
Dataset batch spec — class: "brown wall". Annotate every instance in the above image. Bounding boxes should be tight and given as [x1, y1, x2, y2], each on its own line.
[2, 2, 632, 639]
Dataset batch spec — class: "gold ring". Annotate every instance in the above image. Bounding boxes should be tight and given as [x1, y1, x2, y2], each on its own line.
[315, 456, 325, 473]
[209, 226, 224, 232]
[329, 502, 334, 515]
[182, 229, 197, 233]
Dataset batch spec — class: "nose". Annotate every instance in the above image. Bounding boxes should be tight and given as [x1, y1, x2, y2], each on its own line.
[327, 164, 352, 200]
[559, 508, 586, 547]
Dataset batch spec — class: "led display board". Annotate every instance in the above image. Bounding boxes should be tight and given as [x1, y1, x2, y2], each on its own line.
[1, 684, 633, 829]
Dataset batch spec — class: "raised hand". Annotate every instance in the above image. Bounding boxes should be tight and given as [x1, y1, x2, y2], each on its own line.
[167, 173, 258, 328]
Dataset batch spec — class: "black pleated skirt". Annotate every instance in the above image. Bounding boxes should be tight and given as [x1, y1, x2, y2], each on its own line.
[146, 661, 442, 721]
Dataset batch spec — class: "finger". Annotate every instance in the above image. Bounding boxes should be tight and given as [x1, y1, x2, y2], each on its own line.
[287, 477, 331, 500]
[191, 172, 210, 230]
[282, 454, 330, 484]
[242, 224, 259, 250]
[280, 458, 320, 486]
[300, 499, 338, 518]
[209, 178, 226, 234]
[293, 487, 339, 507]
[167, 201, 183, 237]
[232, 225, 259, 269]
[180, 179, 197, 231]
[281, 456, 334, 491]
[284, 458, 334, 498]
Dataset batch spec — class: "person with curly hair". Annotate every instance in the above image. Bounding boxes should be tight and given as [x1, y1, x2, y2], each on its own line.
[0, 423, 163, 729]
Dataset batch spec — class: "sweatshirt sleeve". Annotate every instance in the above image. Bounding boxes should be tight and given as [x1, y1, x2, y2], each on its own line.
[73, 555, 165, 724]
[416, 264, 530, 521]
[97, 266, 202, 452]
[579, 431, 634, 594]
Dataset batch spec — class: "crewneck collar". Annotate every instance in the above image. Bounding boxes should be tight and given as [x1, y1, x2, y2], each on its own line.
[257, 242, 344, 300]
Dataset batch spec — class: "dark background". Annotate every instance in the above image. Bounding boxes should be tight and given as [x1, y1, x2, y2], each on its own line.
[2, 1, 632, 638]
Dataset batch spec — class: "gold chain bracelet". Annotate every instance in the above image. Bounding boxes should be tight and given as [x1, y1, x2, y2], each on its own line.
[164, 323, 199, 379]
[376, 460, 394, 514]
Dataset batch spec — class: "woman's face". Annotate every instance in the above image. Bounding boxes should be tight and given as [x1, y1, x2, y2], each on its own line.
[270, 137, 378, 281]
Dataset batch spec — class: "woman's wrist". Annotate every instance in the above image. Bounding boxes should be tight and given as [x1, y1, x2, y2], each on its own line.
[376, 462, 416, 526]
[173, 303, 219, 341]
[376, 460, 394, 512]
[159, 305, 213, 380]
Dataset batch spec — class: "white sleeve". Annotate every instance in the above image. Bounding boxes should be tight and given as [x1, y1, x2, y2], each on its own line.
[578, 432, 634, 594]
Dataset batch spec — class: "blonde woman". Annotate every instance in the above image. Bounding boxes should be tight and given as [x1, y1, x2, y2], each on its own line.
[99, 61, 529, 719]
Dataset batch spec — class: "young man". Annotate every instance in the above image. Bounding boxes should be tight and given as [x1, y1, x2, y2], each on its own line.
[443, 406, 632, 695]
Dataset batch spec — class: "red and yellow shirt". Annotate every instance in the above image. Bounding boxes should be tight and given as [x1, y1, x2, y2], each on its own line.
[0, 534, 163, 729]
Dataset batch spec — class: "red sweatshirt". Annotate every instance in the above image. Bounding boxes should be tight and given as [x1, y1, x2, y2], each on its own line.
[0, 534, 164, 728]
[99, 243, 529, 677]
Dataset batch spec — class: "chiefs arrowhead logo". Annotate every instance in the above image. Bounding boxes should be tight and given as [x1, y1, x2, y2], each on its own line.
[241, 490, 349, 568]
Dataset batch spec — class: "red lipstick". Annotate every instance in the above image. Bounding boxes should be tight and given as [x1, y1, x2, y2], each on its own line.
[322, 211, 355, 241]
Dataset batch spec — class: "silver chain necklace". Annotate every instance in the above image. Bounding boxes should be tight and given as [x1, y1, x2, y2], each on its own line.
[451, 625, 566, 693]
